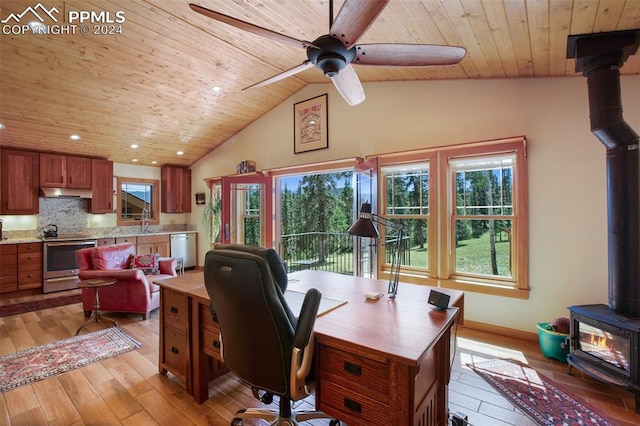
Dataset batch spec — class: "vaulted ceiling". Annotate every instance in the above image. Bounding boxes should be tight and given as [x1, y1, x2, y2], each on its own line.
[1, 0, 639, 167]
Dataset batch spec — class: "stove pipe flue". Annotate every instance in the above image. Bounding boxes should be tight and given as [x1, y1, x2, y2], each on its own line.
[567, 30, 640, 317]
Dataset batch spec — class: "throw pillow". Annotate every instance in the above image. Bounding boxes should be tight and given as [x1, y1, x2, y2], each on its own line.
[130, 253, 159, 275]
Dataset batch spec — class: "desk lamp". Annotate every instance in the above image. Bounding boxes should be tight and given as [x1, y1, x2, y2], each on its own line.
[348, 202, 404, 298]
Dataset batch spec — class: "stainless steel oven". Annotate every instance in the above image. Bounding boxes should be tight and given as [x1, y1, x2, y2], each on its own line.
[43, 238, 97, 293]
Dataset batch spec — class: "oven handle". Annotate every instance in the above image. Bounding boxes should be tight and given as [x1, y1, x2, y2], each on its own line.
[45, 241, 97, 247]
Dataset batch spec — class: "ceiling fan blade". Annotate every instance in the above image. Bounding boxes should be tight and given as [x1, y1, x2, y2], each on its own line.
[354, 44, 466, 66]
[244, 61, 314, 90]
[330, 0, 389, 48]
[331, 64, 365, 106]
[189, 3, 314, 49]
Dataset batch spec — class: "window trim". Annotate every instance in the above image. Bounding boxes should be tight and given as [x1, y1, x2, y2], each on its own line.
[375, 136, 528, 298]
[438, 138, 528, 298]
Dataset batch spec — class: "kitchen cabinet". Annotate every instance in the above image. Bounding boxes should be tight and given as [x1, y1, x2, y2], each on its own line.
[97, 238, 116, 247]
[137, 234, 170, 257]
[0, 244, 18, 293]
[161, 166, 191, 213]
[0, 242, 42, 293]
[116, 236, 137, 245]
[40, 153, 92, 189]
[17, 242, 42, 291]
[90, 159, 114, 213]
[0, 149, 40, 215]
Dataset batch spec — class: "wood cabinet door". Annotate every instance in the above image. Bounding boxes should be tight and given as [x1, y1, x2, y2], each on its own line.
[1, 149, 40, 215]
[161, 166, 180, 213]
[66, 156, 92, 188]
[180, 168, 192, 213]
[155, 242, 170, 258]
[90, 159, 114, 213]
[40, 153, 66, 187]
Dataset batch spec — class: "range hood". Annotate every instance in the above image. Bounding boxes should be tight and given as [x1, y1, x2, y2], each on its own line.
[40, 187, 93, 198]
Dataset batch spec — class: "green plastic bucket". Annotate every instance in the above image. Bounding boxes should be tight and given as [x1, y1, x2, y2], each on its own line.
[537, 322, 570, 363]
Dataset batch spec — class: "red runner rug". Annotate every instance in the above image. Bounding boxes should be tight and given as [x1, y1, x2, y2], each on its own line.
[0, 294, 82, 317]
[0, 327, 141, 392]
[468, 358, 617, 426]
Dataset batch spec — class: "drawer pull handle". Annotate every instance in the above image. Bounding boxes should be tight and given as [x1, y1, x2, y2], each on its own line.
[171, 346, 179, 354]
[344, 361, 362, 376]
[213, 341, 220, 349]
[170, 306, 178, 314]
[344, 398, 362, 413]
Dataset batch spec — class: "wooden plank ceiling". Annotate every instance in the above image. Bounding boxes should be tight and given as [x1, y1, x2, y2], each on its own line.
[1, 0, 639, 167]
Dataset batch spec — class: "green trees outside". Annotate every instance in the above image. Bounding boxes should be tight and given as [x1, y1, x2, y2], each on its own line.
[454, 166, 513, 277]
[281, 172, 353, 236]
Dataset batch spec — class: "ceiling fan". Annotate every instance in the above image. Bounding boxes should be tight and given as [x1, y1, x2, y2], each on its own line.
[189, 0, 466, 106]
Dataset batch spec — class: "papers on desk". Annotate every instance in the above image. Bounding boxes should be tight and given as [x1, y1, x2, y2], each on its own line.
[285, 289, 347, 317]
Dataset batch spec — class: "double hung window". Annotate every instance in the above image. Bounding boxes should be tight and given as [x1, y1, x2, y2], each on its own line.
[377, 137, 528, 298]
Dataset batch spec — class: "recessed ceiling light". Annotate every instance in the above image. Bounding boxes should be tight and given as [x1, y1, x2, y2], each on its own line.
[69, 134, 81, 141]
[130, 144, 138, 149]
[132, 158, 139, 162]
[212, 86, 222, 93]
[0, 124, 5, 129]
[151, 160, 157, 165]
[177, 151, 184, 156]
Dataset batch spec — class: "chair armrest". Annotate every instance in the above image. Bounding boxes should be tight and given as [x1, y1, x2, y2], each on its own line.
[79, 269, 145, 281]
[293, 288, 321, 349]
[290, 288, 321, 400]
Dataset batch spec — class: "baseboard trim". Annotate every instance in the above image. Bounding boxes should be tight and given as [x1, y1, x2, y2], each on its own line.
[461, 320, 538, 342]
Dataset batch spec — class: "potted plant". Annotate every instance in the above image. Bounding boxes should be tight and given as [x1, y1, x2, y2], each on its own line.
[202, 193, 222, 249]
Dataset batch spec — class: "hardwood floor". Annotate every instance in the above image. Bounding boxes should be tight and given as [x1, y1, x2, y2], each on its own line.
[1, 290, 639, 425]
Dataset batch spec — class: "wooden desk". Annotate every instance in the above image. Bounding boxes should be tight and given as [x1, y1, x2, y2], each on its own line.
[155, 270, 463, 426]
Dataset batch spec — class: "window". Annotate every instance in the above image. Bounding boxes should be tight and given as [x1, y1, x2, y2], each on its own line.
[116, 177, 159, 226]
[378, 137, 528, 298]
[440, 138, 528, 297]
[381, 163, 432, 273]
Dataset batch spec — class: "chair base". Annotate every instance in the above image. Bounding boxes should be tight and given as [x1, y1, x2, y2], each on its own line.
[231, 408, 339, 426]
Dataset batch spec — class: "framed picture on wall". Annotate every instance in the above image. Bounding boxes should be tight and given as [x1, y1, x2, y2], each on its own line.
[293, 94, 328, 154]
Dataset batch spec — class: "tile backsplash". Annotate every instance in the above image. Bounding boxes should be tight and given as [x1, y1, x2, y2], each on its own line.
[2, 198, 193, 240]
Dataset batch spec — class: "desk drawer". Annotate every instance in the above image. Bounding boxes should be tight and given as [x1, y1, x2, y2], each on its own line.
[199, 303, 222, 360]
[163, 289, 189, 333]
[318, 345, 390, 401]
[319, 380, 390, 426]
[162, 327, 188, 376]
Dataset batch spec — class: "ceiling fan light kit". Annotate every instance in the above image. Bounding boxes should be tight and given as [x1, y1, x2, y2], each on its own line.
[189, 0, 465, 106]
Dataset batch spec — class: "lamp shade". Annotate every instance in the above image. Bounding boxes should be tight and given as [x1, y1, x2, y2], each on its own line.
[348, 203, 380, 238]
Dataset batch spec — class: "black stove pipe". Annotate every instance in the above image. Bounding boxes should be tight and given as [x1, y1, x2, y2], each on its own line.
[567, 30, 640, 317]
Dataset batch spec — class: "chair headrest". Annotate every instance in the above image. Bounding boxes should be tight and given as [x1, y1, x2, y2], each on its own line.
[212, 244, 288, 292]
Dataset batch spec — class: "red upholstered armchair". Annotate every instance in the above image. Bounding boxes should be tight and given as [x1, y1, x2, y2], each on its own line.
[76, 242, 177, 320]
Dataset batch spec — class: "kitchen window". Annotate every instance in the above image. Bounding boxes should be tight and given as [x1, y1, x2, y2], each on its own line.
[116, 177, 160, 226]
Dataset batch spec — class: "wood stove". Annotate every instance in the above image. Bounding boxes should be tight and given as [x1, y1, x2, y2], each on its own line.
[565, 30, 640, 413]
[568, 305, 640, 410]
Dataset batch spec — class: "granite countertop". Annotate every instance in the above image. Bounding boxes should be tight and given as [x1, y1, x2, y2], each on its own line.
[0, 230, 198, 245]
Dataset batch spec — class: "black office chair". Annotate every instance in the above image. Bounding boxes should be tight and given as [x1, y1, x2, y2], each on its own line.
[204, 244, 339, 426]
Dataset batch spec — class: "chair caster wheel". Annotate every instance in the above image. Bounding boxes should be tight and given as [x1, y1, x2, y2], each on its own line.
[329, 420, 340, 426]
[231, 418, 243, 426]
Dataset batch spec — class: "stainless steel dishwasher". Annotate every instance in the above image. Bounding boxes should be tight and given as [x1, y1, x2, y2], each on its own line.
[170, 233, 197, 270]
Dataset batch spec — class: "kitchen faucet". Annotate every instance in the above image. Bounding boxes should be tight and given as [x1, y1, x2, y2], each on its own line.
[141, 208, 150, 233]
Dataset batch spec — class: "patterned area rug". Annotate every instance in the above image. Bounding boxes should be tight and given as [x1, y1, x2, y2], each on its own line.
[0, 294, 82, 317]
[468, 358, 616, 426]
[0, 327, 141, 392]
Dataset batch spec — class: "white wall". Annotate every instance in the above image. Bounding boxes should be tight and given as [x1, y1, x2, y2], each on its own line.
[190, 76, 640, 333]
